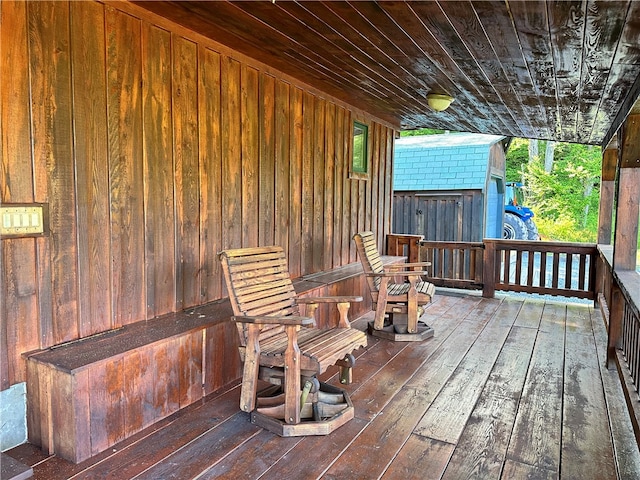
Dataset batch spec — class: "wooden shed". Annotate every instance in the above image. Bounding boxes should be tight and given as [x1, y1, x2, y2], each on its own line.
[393, 133, 507, 242]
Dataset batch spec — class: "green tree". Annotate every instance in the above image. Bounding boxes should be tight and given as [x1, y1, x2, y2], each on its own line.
[400, 128, 447, 136]
[506, 140, 601, 242]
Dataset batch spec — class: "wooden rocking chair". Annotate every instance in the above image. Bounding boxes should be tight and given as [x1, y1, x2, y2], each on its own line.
[219, 246, 367, 436]
[354, 231, 436, 341]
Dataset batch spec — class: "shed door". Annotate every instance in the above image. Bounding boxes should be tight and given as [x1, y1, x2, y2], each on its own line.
[417, 194, 463, 241]
[485, 177, 504, 239]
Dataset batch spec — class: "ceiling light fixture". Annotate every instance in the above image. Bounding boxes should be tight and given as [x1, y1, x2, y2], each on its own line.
[427, 93, 454, 112]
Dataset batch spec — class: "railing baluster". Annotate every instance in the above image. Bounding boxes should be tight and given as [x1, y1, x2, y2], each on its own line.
[515, 250, 523, 285]
[527, 250, 535, 286]
[565, 253, 573, 289]
[552, 252, 560, 289]
[578, 254, 586, 290]
[539, 251, 547, 289]
[503, 248, 511, 285]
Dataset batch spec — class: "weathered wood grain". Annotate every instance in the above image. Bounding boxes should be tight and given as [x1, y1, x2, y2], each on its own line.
[506, 302, 566, 473]
[274, 79, 291, 252]
[381, 435, 455, 480]
[173, 34, 200, 309]
[70, 0, 111, 337]
[198, 46, 223, 302]
[324, 103, 336, 270]
[561, 304, 617, 479]
[439, 326, 537, 479]
[240, 64, 259, 249]
[301, 91, 315, 275]
[142, 23, 175, 318]
[414, 299, 522, 443]
[106, 5, 145, 326]
[259, 73, 276, 247]
[29, 0, 79, 343]
[221, 55, 242, 256]
[16, 294, 640, 479]
[288, 86, 304, 278]
[1, 0, 39, 387]
[312, 97, 326, 272]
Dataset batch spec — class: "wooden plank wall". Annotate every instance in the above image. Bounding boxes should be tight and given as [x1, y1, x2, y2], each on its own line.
[0, 0, 395, 389]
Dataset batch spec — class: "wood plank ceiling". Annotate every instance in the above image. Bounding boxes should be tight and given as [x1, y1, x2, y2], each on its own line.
[134, 0, 640, 146]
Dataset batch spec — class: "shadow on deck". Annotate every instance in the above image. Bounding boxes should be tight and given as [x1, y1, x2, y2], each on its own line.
[5, 292, 640, 479]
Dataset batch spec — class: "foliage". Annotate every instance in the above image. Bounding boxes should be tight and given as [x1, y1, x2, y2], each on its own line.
[400, 128, 447, 136]
[506, 140, 602, 242]
[505, 138, 529, 182]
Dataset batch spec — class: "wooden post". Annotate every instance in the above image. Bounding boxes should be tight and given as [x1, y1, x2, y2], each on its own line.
[608, 114, 640, 365]
[482, 240, 496, 298]
[607, 285, 624, 367]
[613, 115, 640, 271]
[597, 148, 617, 245]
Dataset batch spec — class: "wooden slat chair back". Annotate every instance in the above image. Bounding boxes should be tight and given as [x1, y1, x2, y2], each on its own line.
[354, 231, 436, 341]
[219, 246, 367, 436]
[224, 247, 298, 344]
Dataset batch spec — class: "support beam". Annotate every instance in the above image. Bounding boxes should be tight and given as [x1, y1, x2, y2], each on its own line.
[597, 148, 617, 245]
[613, 115, 640, 271]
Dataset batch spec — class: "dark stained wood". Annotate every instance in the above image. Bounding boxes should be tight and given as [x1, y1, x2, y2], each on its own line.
[129, 0, 640, 145]
[301, 91, 315, 276]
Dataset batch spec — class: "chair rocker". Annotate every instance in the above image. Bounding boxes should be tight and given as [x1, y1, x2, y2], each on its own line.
[354, 231, 436, 342]
[219, 246, 367, 436]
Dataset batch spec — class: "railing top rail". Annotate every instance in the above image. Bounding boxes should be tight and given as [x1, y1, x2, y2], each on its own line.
[485, 239, 597, 254]
[418, 241, 485, 248]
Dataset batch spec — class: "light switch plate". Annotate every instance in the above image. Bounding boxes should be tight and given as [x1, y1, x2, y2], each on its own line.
[0, 204, 48, 237]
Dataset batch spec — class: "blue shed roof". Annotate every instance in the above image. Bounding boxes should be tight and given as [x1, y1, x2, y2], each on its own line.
[393, 133, 505, 191]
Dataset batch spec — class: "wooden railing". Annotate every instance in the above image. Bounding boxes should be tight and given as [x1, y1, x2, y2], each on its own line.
[417, 241, 484, 290]
[386, 235, 597, 300]
[483, 239, 597, 300]
[599, 252, 640, 441]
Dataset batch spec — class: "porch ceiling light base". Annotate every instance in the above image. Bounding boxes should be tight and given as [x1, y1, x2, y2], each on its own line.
[427, 93, 454, 112]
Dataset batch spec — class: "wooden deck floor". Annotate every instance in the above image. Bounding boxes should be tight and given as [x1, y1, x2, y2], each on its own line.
[6, 292, 640, 480]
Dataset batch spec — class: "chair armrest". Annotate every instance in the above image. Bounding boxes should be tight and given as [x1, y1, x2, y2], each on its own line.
[394, 262, 431, 269]
[233, 315, 316, 327]
[298, 296, 363, 304]
[365, 271, 429, 277]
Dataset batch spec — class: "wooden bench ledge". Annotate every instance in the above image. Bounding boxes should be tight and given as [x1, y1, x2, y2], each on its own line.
[26, 299, 233, 373]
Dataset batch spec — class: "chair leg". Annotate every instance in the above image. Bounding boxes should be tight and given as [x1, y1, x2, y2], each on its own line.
[240, 325, 261, 412]
[374, 277, 390, 330]
[336, 354, 356, 384]
[284, 325, 301, 424]
[407, 283, 418, 334]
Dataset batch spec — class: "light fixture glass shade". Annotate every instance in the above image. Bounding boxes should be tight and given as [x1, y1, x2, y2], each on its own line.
[427, 93, 454, 112]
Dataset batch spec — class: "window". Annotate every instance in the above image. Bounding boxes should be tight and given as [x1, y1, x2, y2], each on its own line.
[351, 121, 369, 178]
